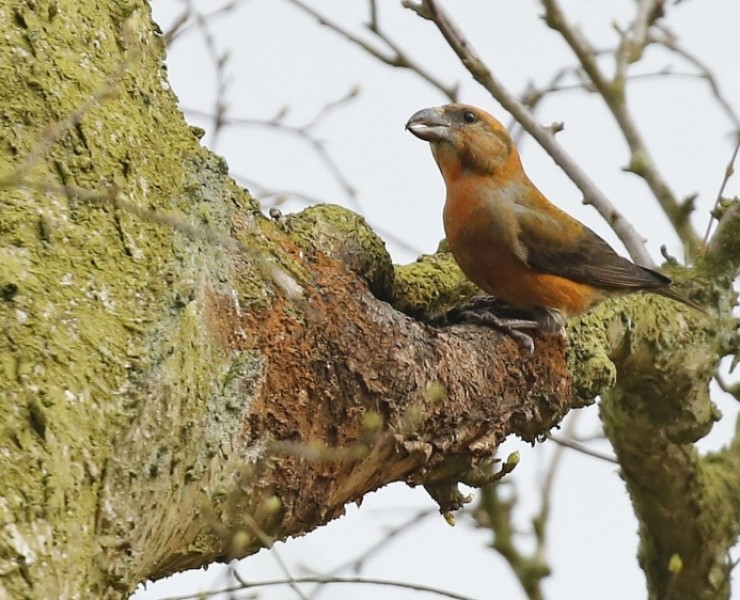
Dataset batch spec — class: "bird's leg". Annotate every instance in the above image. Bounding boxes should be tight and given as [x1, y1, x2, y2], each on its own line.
[529, 307, 567, 337]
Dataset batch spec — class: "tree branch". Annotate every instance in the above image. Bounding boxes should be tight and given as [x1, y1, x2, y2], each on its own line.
[541, 0, 701, 259]
[569, 298, 736, 599]
[284, 0, 458, 101]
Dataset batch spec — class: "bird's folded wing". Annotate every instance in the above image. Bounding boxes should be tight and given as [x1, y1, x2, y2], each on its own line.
[516, 210, 670, 290]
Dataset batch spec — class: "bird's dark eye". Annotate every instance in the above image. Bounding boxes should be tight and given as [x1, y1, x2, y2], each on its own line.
[462, 110, 477, 123]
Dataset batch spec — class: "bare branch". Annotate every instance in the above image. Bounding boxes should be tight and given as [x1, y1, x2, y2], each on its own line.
[649, 25, 740, 131]
[284, 0, 458, 101]
[309, 84, 362, 127]
[157, 574, 483, 600]
[630, 0, 663, 61]
[467, 420, 593, 600]
[704, 133, 740, 247]
[474, 479, 549, 600]
[546, 433, 618, 464]
[189, 1, 232, 149]
[304, 510, 434, 600]
[184, 89, 360, 207]
[613, 0, 663, 79]
[512, 64, 707, 142]
[163, 1, 242, 46]
[238, 174, 424, 257]
[541, 0, 701, 259]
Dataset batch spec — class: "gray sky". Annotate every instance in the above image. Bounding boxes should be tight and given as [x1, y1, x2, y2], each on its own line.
[134, 1, 740, 598]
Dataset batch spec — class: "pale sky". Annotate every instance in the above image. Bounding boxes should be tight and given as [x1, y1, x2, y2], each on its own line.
[134, 1, 740, 599]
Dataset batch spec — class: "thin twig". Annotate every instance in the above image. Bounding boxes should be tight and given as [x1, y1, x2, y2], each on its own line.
[310, 85, 361, 127]
[630, 0, 662, 61]
[404, 0, 653, 265]
[546, 433, 619, 464]
[241, 514, 309, 600]
[541, 0, 700, 260]
[649, 25, 740, 131]
[164, 1, 242, 46]
[529, 415, 576, 593]
[238, 174, 424, 256]
[534, 415, 585, 537]
[474, 480, 547, 600]
[644, 25, 740, 248]
[613, 0, 663, 80]
[189, 1, 232, 149]
[512, 64, 706, 142]
[284, 0, 458, 100]
[183, 88, 360, 207]
[157, 574, 482, 600]
[305, 509, 434, 600]
[703, 133, 740, 247]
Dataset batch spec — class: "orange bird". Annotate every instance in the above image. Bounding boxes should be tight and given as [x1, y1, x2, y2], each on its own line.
[406, 103, 701, 343]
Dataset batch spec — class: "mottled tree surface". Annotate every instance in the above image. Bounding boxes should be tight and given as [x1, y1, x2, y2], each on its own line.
[0, 2, 738, 600]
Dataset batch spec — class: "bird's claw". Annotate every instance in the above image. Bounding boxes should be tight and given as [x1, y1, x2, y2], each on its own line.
[455, 309, 538, 353]
[440, 297, 540, 353]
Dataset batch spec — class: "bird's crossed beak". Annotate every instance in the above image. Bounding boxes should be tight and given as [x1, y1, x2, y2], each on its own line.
[406, 107, 451, 142]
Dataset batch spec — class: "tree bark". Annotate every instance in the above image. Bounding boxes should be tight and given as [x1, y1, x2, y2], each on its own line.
[0, 2, 737, 600]
[0, 2, 575, 597]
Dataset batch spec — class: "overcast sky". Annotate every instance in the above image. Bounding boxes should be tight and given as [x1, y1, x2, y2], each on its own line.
[134, 1, 740, 599]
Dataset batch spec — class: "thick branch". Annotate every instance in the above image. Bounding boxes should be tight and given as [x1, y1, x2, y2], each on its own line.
[0, 3, 577, 597]
[705, 201, 740, 281]
[569, 297, 736, 600]
[285, 0, 457, 100]
[97, 204, 576, 588]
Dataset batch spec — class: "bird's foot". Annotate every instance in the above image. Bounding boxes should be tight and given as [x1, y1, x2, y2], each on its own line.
[439, 297, 544, 353]
[455, 310, 538, 353]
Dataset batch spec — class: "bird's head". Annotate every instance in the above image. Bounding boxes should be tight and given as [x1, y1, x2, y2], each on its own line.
[406, 104, 522, 182]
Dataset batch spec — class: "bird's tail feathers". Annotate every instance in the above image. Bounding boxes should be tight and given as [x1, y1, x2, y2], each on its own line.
[653, 286, 708, 315]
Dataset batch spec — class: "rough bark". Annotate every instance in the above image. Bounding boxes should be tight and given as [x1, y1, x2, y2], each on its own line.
[0, 2, 576, 597]
[0, 2, 738, 600]
[569, 288, 740, 600]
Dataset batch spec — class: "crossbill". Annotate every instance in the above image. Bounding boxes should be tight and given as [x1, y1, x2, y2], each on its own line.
[406, 103, 701, 339]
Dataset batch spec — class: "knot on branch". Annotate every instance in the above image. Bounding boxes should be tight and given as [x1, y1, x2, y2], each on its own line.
[284, 203, 396, 301]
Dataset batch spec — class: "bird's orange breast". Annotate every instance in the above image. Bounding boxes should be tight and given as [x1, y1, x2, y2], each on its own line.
[449, 234, 604, 317]
[443, 179, 604, 318]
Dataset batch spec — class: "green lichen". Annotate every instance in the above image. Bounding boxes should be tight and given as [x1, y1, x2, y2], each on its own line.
[566, 305, 619, 405]
[566, 283, 719, 409]
[393, 250, 480, 318]
[701, 449, 740, 538]
[0, 0, 265, 595]
[284, 203, 395, 301]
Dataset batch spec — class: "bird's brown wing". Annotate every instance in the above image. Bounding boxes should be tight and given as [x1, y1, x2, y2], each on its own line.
[516, 213, 670, 290]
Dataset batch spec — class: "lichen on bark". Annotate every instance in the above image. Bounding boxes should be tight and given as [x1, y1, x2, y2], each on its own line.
[2, 2, 739, 600]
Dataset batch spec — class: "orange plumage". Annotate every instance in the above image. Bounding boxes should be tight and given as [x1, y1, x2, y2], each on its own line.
[406, 103, 700, 335]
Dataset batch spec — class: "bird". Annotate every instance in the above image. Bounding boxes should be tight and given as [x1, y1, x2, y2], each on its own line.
[405, 103, 702, 347]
